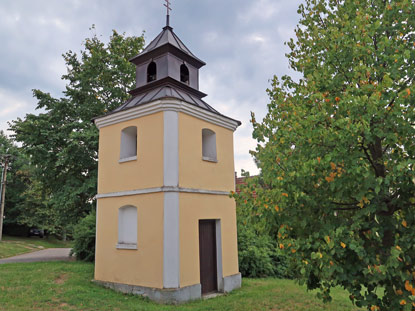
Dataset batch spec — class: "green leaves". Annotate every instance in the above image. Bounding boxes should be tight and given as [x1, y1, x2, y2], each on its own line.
[249, 0, 415, 310]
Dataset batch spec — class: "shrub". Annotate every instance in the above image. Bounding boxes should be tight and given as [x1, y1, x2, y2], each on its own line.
[71, 211, 96, 262]
[237, 223, 291, 278]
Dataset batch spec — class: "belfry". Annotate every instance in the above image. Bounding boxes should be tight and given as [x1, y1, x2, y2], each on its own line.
[94, 3, 241, 303]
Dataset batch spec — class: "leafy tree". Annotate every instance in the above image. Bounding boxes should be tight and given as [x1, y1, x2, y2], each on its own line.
[0, 131, 31, 232]
[0, 131, 60, 235]
[0, 132, 18, 226]
[10, 27, 145, 235]
[0, 131, 14, 156]
[250, 0, 415, 310]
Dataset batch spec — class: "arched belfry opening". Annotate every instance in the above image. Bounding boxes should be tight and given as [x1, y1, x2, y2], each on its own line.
[180, 64, 189, 84]
[147, 61, 157, 83]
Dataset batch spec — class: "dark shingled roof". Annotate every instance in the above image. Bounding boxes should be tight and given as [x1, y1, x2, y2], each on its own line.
[130, 26, 205, 67]
[97, 80, 240, 126]
[112, 84, 220, 115]
[142, 26, 195, 58]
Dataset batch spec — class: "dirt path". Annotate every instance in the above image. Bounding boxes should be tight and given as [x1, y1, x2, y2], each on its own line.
[0, 248, 74, 264]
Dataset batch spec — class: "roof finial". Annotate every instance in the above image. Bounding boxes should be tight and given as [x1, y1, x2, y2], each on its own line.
[164, 0, 172, 27]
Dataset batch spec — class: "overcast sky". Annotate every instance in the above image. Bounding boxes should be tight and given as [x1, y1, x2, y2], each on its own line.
[0, 0, 304, 176]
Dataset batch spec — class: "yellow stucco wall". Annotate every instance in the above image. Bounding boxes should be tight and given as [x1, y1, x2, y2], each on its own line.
[97, 112, 163, 194]
[179, 193, 239, 287]
[94, 193, 164, 289]
[96, 109, 239, 290]
[178, 113, 235, 191]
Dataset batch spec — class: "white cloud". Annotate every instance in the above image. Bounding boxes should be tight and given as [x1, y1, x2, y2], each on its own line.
[0, 103, 24, 116]
[277, 25, 297, 43]
[36, 16, 67, 31]
[235, 155, 259, 177]
[204, 32, 219, 44]
[238, 0, 282, 23]
[247, 34, 267, 44]
[0, 89, 29, 116]
[234, 134, 257, 155]
[0, 88, 35, 135]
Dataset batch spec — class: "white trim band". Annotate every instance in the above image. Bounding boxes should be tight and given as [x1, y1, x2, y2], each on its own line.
[202, 156, 218, 163]
[95, 187, 230, 199]
[95, 187, 231, 199]
[94, 99, 239, 131]
[119, 156, 137, 163]
[116, 243, 137, 250]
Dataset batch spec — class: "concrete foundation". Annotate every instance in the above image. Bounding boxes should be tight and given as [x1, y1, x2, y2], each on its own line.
[223, 273, 242, 293]
[95, 280, 201, 304]
[95, 273, 241, 304]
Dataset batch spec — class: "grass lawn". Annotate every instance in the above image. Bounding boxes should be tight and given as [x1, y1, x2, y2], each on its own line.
[0, 235, 72, 259]
[0, 261, 362, 311]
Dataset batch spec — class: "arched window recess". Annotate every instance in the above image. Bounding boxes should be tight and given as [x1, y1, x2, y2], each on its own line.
[119, 126, 137, 163]
[202, 128, 217, 162]
[117, 205, 138, 250]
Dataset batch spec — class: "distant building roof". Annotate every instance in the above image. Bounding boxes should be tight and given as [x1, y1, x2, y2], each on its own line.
[235, 175, 257, 198]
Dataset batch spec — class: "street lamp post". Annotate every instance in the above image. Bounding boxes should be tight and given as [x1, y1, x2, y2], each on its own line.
[0, 155, 11, 242]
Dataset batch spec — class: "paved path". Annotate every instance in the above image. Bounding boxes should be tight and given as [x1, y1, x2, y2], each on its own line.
[0, 248, 74, 264]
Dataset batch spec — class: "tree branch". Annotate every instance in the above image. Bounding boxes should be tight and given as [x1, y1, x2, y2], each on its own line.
[361, 144, 379, 176]
[331, 201, 359, 206]
[333, 206, 360, 211]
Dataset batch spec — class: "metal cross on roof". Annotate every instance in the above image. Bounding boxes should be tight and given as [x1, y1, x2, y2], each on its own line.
[164, 0, 172, 26]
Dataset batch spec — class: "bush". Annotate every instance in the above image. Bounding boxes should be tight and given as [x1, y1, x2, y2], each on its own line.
[237, 223, 291, 278]
[3, 224, 30, 237]
[71, 211, 96, 262]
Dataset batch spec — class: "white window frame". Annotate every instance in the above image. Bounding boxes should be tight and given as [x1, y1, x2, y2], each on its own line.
[116, 205, 138, 250]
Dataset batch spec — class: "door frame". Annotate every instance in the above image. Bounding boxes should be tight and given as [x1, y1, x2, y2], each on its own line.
[215, 219, 224, 292]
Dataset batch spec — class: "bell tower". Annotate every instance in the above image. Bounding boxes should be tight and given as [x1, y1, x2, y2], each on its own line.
[94, 6, 241, 303]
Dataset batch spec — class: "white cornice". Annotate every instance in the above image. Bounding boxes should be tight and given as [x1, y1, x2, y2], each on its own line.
[95, 186, 231, 199]
[94, 99, 240, 131]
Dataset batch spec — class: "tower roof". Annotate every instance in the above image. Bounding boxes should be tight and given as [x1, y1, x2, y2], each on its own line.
[103, 77, 240, 125]
[95, 14, 241, 129]
[113, 84, 218, 115]
[129, 26, 206, 69]
[141, 26, 197, 60]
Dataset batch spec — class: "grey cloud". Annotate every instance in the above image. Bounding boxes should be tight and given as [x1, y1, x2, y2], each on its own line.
[0, 0, 305, 175]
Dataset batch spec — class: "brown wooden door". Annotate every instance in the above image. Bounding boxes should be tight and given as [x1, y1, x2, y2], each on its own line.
[199, 220, 218, 294]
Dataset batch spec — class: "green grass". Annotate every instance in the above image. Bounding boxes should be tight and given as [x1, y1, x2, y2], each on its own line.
[0, 261, 362, 311]
[0, 235, 72, 259]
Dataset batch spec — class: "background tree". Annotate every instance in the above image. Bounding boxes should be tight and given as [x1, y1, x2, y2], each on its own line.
[0, 131, 31, 234]
[10, 27, 145, 236]
[251, 0, 415, 310]
[0, 131, 60, 235]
